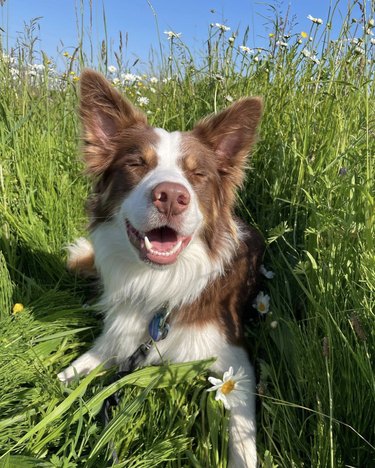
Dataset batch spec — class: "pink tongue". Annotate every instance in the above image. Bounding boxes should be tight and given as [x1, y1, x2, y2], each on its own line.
[147, 227, 178, 252]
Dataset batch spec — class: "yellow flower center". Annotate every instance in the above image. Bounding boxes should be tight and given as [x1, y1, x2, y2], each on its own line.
[221, 379, 235, 395]
[258, 302, 266, 312]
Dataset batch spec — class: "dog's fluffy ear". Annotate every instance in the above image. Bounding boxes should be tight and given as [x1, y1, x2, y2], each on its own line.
[192, 98, 263, 188]
[79, 69, 147, 174]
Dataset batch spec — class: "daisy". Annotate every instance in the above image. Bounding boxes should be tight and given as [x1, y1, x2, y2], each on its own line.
[307, 14, 323, 25]
[121, 73, 137, 84]
[137, 96, 149, 106]
[108, 65, 117, 74]
[164, 31, 182, 40]
[253, 291, 270, 315]
[207, 367, 250, 410]
[214, 23, 231, 32]
[240, 45, 254, 54]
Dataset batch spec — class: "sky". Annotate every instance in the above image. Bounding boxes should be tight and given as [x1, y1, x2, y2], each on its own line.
[0, 0, 369, 69]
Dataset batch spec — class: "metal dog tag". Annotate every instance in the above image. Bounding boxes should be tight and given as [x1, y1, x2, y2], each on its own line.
[148, 313, 170, 341]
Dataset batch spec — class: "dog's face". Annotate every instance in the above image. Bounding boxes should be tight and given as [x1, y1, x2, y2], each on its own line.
[80, 70, 262, 268]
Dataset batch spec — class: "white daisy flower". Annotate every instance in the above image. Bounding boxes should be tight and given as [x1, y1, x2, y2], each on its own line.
[112, 78, 120, 85]
[207, 367, 250, 410]
[108, 65, 117, 74]
[150, 76, 158, 84]
[164, 31, 182, 40]
[121, 73, 136, 83]
[240, 45, 254, 54]
[214, 23, 231, 32]
[371, 38, 375, 45]
[137, 96, 149, 106]
[276, 41, 289, 48]
[225, 95, 234, 102]
[270, 320, 278, 329]
[307, 15, 323, 25]
[253, 291, 270, 315]
[301, 48, 320, 64]
[260, 265, 275, 279]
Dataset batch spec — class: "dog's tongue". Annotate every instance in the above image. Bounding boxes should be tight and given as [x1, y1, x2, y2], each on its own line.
[146, 226, 178, 251]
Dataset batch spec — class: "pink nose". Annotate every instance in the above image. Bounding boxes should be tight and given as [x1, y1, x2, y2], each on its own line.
[152, 182, 190, 216]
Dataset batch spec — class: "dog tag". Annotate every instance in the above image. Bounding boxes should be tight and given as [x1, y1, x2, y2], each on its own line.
[148, 313, 169, 342]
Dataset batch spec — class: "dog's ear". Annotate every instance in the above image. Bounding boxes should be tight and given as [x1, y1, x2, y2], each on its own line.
[79, 69, 147, 174]
[192, 98, 262, 188]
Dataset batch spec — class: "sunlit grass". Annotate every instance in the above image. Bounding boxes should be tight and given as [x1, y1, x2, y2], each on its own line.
[0, 1, 374, 466]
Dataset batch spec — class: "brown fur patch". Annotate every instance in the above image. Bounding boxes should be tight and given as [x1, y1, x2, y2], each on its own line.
[79, 69, 148, 175]
[173, 222, 264, 344]
[192, 98, 263, 208]
[87, 127, 159, 226]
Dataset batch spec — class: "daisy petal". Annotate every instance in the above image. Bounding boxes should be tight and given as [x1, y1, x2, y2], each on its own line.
[208, 376, 223, 386]
[223, 366, 234, 382]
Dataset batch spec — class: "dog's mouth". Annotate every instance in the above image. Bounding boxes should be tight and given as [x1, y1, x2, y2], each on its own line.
[126, 220, 192, 265]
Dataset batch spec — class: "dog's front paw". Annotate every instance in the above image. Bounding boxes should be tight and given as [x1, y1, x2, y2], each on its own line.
[57, 365, 78, 383]
[58, 351, 104, 383]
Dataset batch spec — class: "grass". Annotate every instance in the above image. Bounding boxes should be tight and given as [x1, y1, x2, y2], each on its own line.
[0, 1, 374, 466]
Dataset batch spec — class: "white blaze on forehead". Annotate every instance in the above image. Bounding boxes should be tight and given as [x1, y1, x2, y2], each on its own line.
[153, 128, 183, 171]
[143, 128, 190, 188]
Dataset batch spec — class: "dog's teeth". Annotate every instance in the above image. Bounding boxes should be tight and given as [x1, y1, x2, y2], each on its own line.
[144, 236, 152, 251]
[173, 239, 182, 253]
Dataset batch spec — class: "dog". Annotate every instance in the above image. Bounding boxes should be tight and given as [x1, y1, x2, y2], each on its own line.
[58, 69, 264, 467]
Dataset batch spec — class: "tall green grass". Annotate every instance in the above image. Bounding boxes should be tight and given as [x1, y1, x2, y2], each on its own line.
[0, 1, 374, 466]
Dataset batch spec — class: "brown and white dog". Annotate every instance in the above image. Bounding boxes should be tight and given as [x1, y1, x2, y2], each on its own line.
[58, 69, 264, 467]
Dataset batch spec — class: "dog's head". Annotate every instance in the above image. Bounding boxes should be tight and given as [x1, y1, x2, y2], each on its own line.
[80, 70, 262, 269]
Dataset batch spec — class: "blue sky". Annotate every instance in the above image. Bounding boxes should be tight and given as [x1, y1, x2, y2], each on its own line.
[0, 0, 366, 69]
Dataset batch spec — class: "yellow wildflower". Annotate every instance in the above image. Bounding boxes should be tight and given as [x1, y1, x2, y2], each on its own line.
[301, 31, 308, 38]
[13, 303, 24, 314]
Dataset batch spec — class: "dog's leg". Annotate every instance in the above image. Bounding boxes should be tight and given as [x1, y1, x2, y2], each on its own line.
[212, 346, 257, 468]
[145, 324, 257, 467]
[58, 301, 152, 383]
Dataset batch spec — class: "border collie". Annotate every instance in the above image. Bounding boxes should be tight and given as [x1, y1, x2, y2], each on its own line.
[58, 69, 264, 467]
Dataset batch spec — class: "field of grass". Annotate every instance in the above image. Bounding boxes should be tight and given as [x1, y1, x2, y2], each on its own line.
[0, 1, 374, 466]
